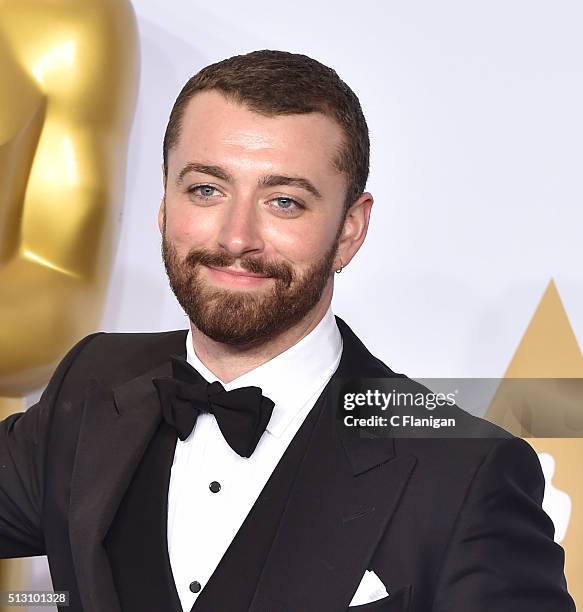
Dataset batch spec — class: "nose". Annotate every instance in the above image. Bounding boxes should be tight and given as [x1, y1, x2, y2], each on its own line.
[216, 195, 264, 258]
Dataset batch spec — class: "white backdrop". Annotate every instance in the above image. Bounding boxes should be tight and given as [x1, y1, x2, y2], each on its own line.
[99, 0, 583, 379]
[23, 0, 583, 603]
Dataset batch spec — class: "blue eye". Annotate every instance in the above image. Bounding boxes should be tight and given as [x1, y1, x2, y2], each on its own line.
[276, 197, 294, 209]
[189, 185, 218, 199]
[273, 197, 303, 214]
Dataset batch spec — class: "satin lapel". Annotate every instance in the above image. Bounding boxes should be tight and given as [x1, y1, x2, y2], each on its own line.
[68, 359, 173, 612]
[249, 316, 418, 612]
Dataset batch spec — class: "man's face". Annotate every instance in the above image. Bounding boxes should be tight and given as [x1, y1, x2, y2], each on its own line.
[160, 90, 357, 347]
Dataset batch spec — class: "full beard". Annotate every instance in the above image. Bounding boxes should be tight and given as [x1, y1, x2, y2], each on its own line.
[161, 235, 340, 347]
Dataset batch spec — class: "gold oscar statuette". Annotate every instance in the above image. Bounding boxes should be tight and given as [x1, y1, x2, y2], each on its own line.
[0, 0, 140, 598]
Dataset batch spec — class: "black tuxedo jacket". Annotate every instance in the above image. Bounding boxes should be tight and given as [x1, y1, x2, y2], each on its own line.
[0, 316, 575, 611]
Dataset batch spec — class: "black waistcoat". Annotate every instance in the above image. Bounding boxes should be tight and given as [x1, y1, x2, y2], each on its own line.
[103, 394, 325, 612]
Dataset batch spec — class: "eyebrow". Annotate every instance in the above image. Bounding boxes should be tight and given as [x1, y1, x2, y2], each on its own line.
[258, 174, 322, 199]
[176, 162, 323, 199]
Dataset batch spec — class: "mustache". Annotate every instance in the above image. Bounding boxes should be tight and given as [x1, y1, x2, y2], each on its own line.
[184, 248, 294, 286]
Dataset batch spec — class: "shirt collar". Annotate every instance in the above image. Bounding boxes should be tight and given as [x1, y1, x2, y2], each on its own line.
[185, 304, 343, 438]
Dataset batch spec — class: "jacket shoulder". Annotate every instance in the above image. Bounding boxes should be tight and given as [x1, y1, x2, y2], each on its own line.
[58, 329, 189, 392]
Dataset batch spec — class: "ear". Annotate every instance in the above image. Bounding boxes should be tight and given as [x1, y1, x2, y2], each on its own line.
[157, 197, 165, 235]
[334, 191, 373, 270]
[158, 161, 168, 235]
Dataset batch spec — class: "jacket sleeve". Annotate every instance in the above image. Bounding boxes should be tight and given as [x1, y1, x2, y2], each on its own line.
[0, 333, 102, 558]
[432, 436, 576, 612]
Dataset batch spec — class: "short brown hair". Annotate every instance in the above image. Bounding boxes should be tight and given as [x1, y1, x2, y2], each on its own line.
[163, 50, 370, 213]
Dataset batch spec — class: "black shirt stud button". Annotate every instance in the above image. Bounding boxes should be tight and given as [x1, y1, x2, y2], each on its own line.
[209, 481, 221, 493]
[189, 580, 202, 593]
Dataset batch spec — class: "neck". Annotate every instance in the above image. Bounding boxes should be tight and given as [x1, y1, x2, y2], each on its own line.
[189, 288, 333, 384]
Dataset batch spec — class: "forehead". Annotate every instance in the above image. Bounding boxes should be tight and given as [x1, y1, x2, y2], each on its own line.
[170, 89, 345, 179]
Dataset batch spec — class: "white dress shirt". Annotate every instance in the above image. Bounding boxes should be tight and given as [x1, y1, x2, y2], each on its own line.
[167, 305, 343, 611]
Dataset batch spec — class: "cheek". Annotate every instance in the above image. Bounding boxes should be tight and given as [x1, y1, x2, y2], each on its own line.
[264, 220, 335, 265]
[165, 207, 216, 253]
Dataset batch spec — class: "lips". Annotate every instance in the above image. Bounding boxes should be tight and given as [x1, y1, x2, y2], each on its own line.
[206, 266, 270, 279]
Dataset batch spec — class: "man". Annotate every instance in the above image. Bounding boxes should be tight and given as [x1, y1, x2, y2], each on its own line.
[0, 50, 575, 611]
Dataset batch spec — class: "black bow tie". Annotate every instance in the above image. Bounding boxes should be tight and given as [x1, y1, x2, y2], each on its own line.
[152, 355, 275, 458]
